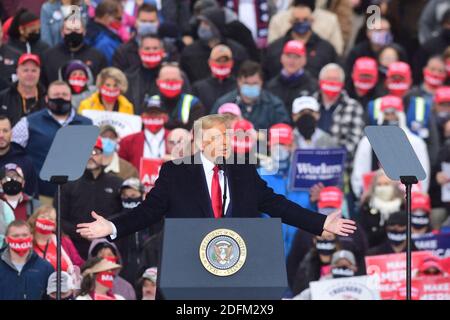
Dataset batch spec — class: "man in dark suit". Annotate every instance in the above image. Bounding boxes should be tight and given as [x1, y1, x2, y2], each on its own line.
[76, 115, 356, 240]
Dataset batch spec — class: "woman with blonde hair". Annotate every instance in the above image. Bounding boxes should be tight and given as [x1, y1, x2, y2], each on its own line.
[78, 67, 134, 114]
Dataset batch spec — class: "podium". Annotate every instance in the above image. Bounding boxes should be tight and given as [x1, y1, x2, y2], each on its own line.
[158, 218, 288, 300]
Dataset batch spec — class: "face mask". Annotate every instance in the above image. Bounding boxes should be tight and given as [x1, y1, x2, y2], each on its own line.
[2, 179, 23, 195]
[142, 115, 167, 134]
[292, 21, 311, 35]
[331, 267, 355, 278]
[136, 21, 158, 36]
[64, 32, 84, 48]
[96, 271, 115, 289]
[157, 80, 183, 99]
[122, 197, 142, 210]
[27, 32, 40, 44]
[139, 50, 164, 69]
[370, 30, 393, 46]
[100, 86, 120, 104]
[35, 218, 56, 235]
[386, 80, 409, 97]
[68, 75, 88, 94]
[316, 239, 336, 256]
[353, 77, 377, 95]
[296, 113, 317, 140]
[197, 25, 214, 41]
[374, 184, 395, 201]
[411, 212, 430, 230]
[387, 230, 406, 246]
[109, 20, 122, 32]
[240, 84, 261, 100]
[423, 69, 446, 89]
[48, 98, 72, 115]
[101, 138, 117, 156]
[7, 236, 32, 256]
[319, 80, 343, 100]
[210, 61, 233, 80]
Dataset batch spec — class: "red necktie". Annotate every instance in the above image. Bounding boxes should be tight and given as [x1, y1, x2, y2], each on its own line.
[211, 165, 223, 219]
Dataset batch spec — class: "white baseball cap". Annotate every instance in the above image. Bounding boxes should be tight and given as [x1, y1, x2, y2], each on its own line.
[292, 96, 320, 114]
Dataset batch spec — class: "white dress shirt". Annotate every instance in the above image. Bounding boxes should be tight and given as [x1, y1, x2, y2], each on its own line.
[143, 129, 166, 159]
[110, 152, 231, 239]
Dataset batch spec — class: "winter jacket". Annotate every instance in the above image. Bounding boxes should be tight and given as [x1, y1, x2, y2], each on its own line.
[0, 248, 54, 300]
[211, 89, 290, 129]
[7, 38, 50, 59]
[0, 44, 21, 92]
[192, 76, 237, 113]
[87, 238, 136, 300]
[79, 92, 134, 115]
[0, 142, 39, 197]
[57, 170, 123, 259]
[0, 82, 47, 126]
[85, 19, 122, 66]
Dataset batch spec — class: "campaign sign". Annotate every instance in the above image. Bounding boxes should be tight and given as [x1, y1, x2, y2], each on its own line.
[365, 251, 434, 300]
[81, 110, 142, 138]
[310, 275, 380, 300]
[413, 233, 450, 258]
[289, 148, 346, 191]
[395, 276, 450, 300]
[140, 158, 164, 193]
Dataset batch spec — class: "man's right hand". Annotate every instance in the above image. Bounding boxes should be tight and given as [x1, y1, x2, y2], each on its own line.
[76, 211, 113, 240]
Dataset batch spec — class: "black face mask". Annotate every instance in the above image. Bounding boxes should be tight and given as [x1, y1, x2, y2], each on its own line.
[27, 32, 40, 44]
[331, 267, 355, 278]
[48, 98, 72, 115]
[122, 197, 142, 210]
[316, 239, 336, 256]
[296, 113, 317, 140]
[64, 32, 84, 49]
[2, 180, 23, 196]
[387, 230, 406, 246]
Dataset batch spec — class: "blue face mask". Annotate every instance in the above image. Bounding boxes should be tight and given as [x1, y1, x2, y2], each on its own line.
[293, 21, 311, 35]
[240, 84, 261, 100]
[370, 30, 393, 46]
[137, 21, 159, 36]
[197, 25, 214, 41]
[101, 138, 117, 156]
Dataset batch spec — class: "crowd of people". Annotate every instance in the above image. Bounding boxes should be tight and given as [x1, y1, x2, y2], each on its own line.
[0, 0, 449, 300]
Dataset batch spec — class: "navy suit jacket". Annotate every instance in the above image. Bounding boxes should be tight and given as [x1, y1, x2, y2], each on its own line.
[110, 153, 327, 239]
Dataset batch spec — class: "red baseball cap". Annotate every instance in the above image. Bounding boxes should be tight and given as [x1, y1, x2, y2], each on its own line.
[411, 192, 431, 212]
[419, 256, 444, 274]
[231, 119, 255, 153]
[387, 62, 411, 79]
[353, 57, 378, 76]
[434, 86, 450, 104]
[269, 123, 293, 146]
[318, 186, 343, 209]
[94, 137, 103, 152]
[18, 53, 41, 67]
[380, 95, 403, 113]
[282, 40, 306, 57]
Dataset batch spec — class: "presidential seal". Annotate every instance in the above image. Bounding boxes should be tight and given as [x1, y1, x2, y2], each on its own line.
[199, 229, 247, 276]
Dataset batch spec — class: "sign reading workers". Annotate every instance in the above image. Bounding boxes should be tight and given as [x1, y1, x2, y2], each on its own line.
[289, 148, 346, 191]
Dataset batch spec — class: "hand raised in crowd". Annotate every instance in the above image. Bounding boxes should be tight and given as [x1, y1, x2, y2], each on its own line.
[309, 183, 325, 203]
[76, 211, 113, 240]
[436, 172, 450, 186]
[323, 209, 357, 237]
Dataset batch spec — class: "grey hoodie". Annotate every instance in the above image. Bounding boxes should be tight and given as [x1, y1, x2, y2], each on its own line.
[87, 238, 136, 300]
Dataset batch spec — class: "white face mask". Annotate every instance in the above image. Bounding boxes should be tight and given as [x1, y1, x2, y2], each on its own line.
[374, 184, 395, 201]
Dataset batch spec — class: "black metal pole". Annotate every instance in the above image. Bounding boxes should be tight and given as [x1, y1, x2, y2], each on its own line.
[56, 183, 62, 300]
[406, 183, 412, 300]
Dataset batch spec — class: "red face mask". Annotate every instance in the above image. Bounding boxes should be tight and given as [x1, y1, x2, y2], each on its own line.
[35, 218, 56, 235]
[386, 79, 410, 97]
[7, 236, 32, 257]
[157, 80, 183, 99]
[210, 61, 233, 80]
[100, 86, 120, 104]
[353, 75, 377, 95]
[423, 69, 446, 89]
[68, 75, 88, 94]
[140, 50, 164, 69]
[319, 80, 344, 100]
[109, 20, 122, 32]
[96, 271, 115, 289]
[142, 115, 168, 134]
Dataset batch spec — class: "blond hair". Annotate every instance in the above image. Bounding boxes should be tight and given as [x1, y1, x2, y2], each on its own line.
[96, 67, 128, 93]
